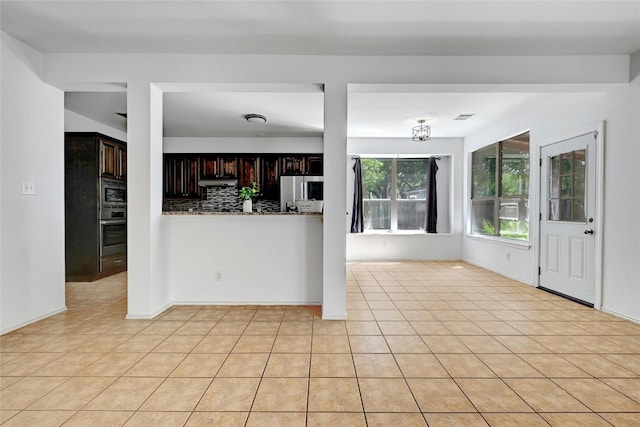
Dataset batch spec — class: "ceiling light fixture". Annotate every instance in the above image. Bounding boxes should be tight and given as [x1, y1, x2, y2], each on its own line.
[245, 113, 267, 123]
[454, 114, 475, 121]
[412, 119, 431, 142]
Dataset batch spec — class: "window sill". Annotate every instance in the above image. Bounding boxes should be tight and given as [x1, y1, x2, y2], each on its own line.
[354, 231, 455, 237]
[465, 233, 531, 250]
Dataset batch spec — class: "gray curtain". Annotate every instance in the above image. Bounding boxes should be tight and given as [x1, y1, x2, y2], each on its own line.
[350, 158, 364, 233]
[425, 157, 439, 233]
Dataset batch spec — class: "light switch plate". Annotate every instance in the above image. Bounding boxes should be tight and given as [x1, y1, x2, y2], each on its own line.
[22, 182, 35, 195]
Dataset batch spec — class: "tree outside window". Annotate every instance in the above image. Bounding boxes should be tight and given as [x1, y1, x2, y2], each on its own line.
[471, 132, 530, 241]
[361, 157, 429, 231]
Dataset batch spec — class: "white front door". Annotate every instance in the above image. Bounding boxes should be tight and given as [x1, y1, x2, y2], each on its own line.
[539, 132, 597, 305]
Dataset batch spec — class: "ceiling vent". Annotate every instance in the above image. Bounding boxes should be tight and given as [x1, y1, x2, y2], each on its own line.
[454, 114, 475, 121]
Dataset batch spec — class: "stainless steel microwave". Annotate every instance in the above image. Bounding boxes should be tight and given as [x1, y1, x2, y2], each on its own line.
[100, 178, 126, 219]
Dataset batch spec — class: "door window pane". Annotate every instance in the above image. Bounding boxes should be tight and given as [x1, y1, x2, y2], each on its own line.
[547, 149, 587, 223]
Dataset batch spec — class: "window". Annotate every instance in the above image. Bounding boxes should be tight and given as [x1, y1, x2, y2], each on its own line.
[361, 157, 430, 231]
[470, 132, 530, 241]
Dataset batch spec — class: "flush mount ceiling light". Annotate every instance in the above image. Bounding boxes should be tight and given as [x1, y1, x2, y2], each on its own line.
[245, 113, 267, 123]
[412, 119, 431, 142]
[454, 113, 475, 121]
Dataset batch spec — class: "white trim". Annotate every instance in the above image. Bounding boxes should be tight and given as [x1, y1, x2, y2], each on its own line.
[601, 308, 640, 325]
[536, 121, 605, 310]
[126, 301, 323, 319]
[126, 302, 173, 320]
[171, 301, 322, 306]
[463, 259, 535, 286]
[0, 306, 67, 335]
[322, 313, 347, 320]
[465, 234, 532, 250]
[359, 231, 455, 237]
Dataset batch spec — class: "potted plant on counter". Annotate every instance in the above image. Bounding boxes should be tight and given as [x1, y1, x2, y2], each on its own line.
[239, 182, 260, 213]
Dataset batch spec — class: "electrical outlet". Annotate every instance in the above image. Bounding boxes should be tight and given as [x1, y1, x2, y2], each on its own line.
[22, 182, 35, 195]
[505, 251, 511, 260]
[215, 271, 222, 281]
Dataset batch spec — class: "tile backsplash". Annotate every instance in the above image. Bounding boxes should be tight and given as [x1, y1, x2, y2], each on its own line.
[163, 187, 280, 213]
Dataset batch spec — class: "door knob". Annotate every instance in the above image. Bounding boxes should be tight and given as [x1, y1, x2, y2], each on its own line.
[584, 229, 594, 235]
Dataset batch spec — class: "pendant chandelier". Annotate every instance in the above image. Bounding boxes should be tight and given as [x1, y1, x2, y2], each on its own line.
[412, 119, 431, 142]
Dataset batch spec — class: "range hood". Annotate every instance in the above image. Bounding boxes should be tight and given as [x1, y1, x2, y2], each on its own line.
[197, 178, 238, 188]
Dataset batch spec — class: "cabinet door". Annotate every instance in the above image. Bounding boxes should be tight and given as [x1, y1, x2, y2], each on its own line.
[100, 139, 126, 179]
[119, 149, 127, 180]
[100, 139, 117, 178]
[219, 156, 237, 177]
[186, 156, 201, 197]
[281, 156, 305, 175]
[239, 157, 259, 188]
[201, 155, 219, 177]
[307, 155, 323, 175]
[261, 156, 280, 200]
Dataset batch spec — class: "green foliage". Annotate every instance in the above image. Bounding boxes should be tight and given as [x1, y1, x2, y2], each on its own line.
[239, 182, 260, 200]
[396, 159, 428, 199]
[361, 159, 391, 199]
[482, 219, 495, 235]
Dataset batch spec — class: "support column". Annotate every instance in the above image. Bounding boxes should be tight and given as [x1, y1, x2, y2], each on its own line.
[126, 82, 166, 318]
[322, 82, 348, 319]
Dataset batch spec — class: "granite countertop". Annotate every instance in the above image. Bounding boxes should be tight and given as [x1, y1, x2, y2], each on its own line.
[162, 211, 322, 216]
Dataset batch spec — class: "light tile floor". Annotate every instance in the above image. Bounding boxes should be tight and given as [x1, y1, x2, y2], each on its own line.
[2, 261, 640, 426]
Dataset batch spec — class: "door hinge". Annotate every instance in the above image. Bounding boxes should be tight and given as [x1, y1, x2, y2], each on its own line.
[538, 266, 541, 275]
[539, 213, 542, 221]
[539, 158, 542, 167]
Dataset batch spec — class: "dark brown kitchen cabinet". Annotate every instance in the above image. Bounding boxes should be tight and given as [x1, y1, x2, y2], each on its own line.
[65, 132, 127, 282]
[164, 155, 202, 198]
[238, 157, 259, 188]
[281, 156, 306, 175]
[260, 155, 280, 200]
[163, 153, 322, 200]
[100, 138, 126, 180]
[306, 155, 323, 175]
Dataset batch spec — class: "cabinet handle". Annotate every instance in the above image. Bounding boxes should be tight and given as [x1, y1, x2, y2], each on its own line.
[114, 259, 123, 264]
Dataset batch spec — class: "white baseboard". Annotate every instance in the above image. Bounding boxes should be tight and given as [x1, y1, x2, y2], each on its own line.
[601, 307, 640, 325]
[126, 302, 173, 320]
[462, 258, 535, 286]
[1, 306, 67, 335]
[126, 301, 323, 319]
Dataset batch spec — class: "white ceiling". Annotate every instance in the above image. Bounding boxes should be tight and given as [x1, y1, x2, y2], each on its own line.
[13, 1, 640, 139]
[2, 1, 639, 55]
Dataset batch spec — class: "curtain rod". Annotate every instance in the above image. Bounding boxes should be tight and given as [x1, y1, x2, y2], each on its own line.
[351, 156, 441, 160]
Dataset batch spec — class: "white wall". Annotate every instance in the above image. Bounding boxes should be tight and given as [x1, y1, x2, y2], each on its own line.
[346, 137, 464, 261]
[65, 109, 127, 142]
[165, 215, 323, 304]
[0, 47, 631, 324]
[0, 33, 65, 333]
[164, 137, 322, 153]
[463, 82, 640, 321]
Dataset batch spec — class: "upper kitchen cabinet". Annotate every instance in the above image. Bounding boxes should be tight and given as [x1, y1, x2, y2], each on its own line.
[280, 154, 322, 176]
[238, 156, 259, 188]
[260, 155, 280, 200]
[164, 154, 202, 198]
[306, 155, 323, 175]
[163, 153, 323, 200]
[100, 137, 127, 180]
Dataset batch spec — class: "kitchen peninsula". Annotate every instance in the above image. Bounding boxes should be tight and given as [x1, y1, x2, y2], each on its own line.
[160, 152, 324, 307]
